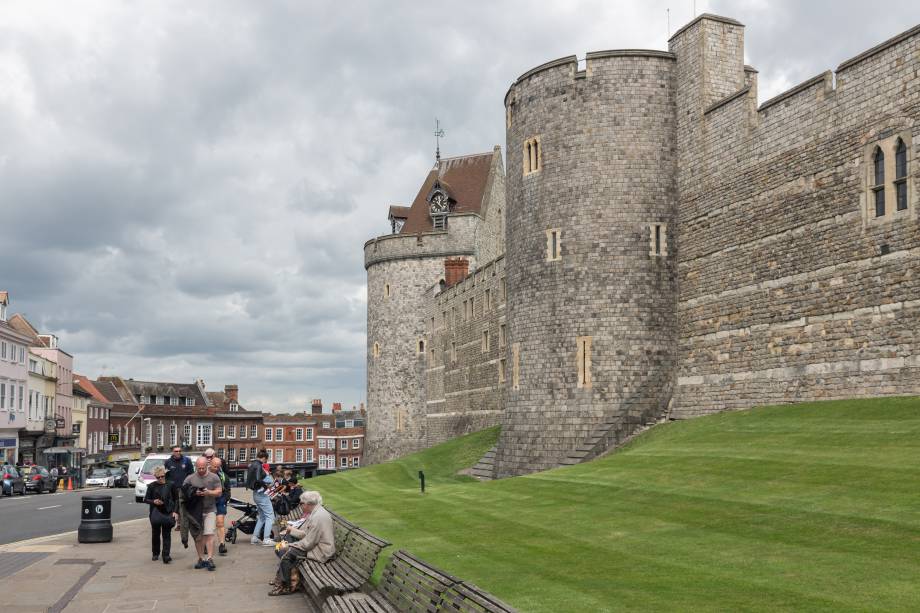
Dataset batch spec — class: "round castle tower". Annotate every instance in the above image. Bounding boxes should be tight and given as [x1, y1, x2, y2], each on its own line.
[495, 50, 679, 478]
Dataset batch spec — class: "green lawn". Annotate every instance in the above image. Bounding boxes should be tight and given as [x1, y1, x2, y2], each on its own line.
[306, 397, 920, 612]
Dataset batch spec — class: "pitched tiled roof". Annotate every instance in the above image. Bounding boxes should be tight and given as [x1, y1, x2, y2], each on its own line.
[399, 152, 495, 234]
[7, 313, 44, 345]
[207, 391, 254, 413]
[93, 380, 131, 404]
[262, 413, 315, 424]
[388, 205, 410, 220]
[122, 379, 209, 406]
[73, 374, 111, 405]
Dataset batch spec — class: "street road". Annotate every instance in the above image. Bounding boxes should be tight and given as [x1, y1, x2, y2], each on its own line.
[0, 487, 148, 545]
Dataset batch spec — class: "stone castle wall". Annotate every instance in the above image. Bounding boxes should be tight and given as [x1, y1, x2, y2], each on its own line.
[671, 17, 920, 416]
[496, 51, 679, 477]
[425, 256, 506, 447]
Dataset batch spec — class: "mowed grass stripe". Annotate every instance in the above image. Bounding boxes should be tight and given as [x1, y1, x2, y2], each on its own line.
[307, 397, 920, 611]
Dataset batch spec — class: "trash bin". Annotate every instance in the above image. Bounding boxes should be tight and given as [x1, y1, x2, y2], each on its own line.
[78, 494, 113, 543]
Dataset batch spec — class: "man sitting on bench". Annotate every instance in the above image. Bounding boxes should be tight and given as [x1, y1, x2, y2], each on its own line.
[269, 490, 335, 596]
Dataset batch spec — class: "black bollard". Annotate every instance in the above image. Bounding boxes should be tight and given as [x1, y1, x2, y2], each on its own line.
[418, 470, 425, 494]
[78, 495, 113, 543]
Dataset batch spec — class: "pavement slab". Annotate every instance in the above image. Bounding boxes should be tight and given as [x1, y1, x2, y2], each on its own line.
[0, 509, 316, 612]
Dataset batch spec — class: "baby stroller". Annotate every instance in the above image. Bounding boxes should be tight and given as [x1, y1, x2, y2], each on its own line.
[225, 497, 258, 544]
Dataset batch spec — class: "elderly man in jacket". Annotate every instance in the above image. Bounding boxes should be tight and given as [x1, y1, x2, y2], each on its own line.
[268, 490, 335, 596]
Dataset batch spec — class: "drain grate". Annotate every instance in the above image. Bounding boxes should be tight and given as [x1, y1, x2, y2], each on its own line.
[0, 551, 49, 579]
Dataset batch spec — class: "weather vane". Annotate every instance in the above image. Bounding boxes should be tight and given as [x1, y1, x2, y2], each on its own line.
[434, 118, 445, 163]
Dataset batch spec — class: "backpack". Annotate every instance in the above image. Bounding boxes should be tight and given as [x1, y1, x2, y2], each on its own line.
[245, 461, 263, 491]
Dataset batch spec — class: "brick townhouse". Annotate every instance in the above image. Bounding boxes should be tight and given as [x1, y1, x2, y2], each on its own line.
[72, 375, 112, 464]
[262, 405, 319, 469]
[210, 384, 263, 481]
[317, 403, 366, 473]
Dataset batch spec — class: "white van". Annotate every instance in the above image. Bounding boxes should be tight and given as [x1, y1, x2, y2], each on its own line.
[127, 460, 143, 486]
[134, 453, 200, 503]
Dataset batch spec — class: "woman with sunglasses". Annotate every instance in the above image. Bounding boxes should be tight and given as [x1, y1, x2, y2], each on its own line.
[144, 465, 179, 563]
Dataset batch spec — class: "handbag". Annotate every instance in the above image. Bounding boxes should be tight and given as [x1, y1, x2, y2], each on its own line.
[151, 507, 176, 528]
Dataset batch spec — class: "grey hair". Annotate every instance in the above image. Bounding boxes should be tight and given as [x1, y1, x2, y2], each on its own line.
[153, 466, 167, 477]
[300, 490, 322, 506]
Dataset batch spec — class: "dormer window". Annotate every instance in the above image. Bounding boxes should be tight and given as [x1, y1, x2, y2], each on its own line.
[229, 403, 239, 412]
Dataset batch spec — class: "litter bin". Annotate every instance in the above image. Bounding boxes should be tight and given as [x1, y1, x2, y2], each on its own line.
[78, 494, 113, 543]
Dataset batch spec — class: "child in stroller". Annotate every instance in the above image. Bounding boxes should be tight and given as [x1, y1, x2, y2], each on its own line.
[224, 497, 259, 544]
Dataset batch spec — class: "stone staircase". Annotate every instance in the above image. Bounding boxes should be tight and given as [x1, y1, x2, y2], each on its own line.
[559, 404, 670, 468]
[470, 445, 497, 481]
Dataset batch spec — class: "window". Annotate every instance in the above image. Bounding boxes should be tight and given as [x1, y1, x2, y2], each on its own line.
[319, 456, 326, 470]
[228, 447, 236, 462]
[351, 457, 360, 468]
[228, 425, 236, 439]
[239, 425, 247, 439]
[482, 329, 490, 353]
[250, 447, 256, 460]
[295, 448, 304, 463]
[501, 277, 507, 303]
[373, 342, 380, 359]
[546, 229, 562, 261]
[499, 357, 507, 383]
[384, 283, 390, 299]
[319, 439, 326, 449]
[499, 324, 507, 349]
[183, 424, 192, 446]
[296, 428, 304, 441]
[275, 427, 283, 441]
[307, 448, 314, 462]
[341, 457, 348, 469]
[18, 385, 23, 411]
[417, 339, 425, 354]
[650, 223, 668, 257]
[156, 424, 164, 447]
[485, 289, 492, 312]
[523, 136, 542, 175]
[196, 423, 212, 447]
[170, 424, 178, 446]
[307, 428, 314, 441]
[512, 342, 521, 391]
[145, 422, 152, 445]
[896, 138, 908, 211]
[462, 300, 468, 321]
[239, 447, 247, 462]
[139, 395, 149, 404]
[275, 449, 283, 462]
[352, 439, 360, 449]
[185, 397, 195, 406]
[250, 425, 258, 438]
[170, 396, 179, 406]
[469, 296, 475, 318]
[155, 395, 164, 405]
[345, 419, 354, 428]
[340, 439, 348, 450]
[322, 421, 330, 429]
[450, 341, 457, 363]
[217, 448, 225, 459]
[229, 403, 239, 412]
[873, 146, 886, 217]
[577, 336, 593, 388]
[265, 427, 273, 441]
[217, 425, 225, 439]
[266, 449, 273, 462]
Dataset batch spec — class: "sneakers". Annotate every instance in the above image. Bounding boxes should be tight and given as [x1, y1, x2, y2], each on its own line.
[194, 559, 207, 570]
[250, 537, 261, 545]
[152, 554, 159, 561]
[261, 538, 275, 547]
[162, 556, 172, 564]
[218, 543, 227, 556]
[206, 559, 216, 572]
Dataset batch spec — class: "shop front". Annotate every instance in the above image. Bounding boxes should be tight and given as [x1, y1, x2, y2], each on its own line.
[0, 433, 17, 465]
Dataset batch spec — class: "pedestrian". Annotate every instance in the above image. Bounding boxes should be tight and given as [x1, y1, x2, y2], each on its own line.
[268, 491, 335, 596]
[209, 456, 231, 556]
[246, 449, 275, 546]
[164, 445, 194, 546]
[181, 457, 223, 571]
[143, 466, 178, 564]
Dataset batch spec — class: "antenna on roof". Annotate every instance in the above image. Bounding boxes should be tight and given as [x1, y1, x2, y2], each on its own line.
[666, 8, 670, 37]
[434, 118, 445, 163]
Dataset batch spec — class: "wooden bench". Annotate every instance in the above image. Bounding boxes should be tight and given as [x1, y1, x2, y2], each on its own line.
[321, 550, 517, 613]
[272, 501, 304, 536]
[299, 522, 391, 607]
[327, 509, 358, 558]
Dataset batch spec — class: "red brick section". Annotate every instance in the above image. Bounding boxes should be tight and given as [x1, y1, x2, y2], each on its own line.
[262, 412, 318, 466]
[444, 257, 469, 288]
[316, 407, 366, 471]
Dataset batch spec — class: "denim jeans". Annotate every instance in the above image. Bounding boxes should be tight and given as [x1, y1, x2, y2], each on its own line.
[253, 490, 275, 541]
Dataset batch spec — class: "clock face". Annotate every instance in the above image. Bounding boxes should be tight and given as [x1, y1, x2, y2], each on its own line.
[430, 193, 449, 214]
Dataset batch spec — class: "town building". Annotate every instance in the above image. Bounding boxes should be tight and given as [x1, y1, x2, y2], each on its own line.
[262, 406, 318, 473]
[0, 292, 31, 465]
[316, 403, 365, 472]
[365, 14, 920, 478]
[8, 311, 76, 470]
[72, 375, 112, 466]
[210, 384, 263, 480]
[20, 351, 57, 465]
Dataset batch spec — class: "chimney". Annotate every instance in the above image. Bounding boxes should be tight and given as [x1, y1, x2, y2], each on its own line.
[443, 257, 469, 288]
[225, 384, 239, 403]
[311, 399, 323, 415]
[332, 402, 342, 413]
[359, 402, 365, 414]
[0, 291, 7, 322]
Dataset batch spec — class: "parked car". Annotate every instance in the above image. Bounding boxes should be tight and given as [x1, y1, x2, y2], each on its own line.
[22, 465, 57, 494]
[85, 468, 116, 488]
[135, 453, 200, 502]
[1, 464, 26, 496]
[108, 467, 129, 488]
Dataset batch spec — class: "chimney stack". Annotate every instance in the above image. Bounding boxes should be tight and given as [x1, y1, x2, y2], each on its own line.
[0, 291, 8, 322]
[311, 399, 323, 415]
[332, 402, 342, 412]
[225, 384, 239, 403]
[443, 257, 469, 288]
[359, 402, 365, 415]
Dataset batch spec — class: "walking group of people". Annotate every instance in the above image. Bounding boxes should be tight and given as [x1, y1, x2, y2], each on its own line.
[143, 445, 230, 569]
[144, 445, 334, 593]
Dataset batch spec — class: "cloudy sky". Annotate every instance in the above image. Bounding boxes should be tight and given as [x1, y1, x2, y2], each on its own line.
[2, 1, 918, 413]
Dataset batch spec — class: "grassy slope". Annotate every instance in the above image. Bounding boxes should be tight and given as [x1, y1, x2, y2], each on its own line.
[307, 398, 920, 612]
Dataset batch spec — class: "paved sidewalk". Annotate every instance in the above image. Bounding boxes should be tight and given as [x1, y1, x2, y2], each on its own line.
[0, 496, 314, 612]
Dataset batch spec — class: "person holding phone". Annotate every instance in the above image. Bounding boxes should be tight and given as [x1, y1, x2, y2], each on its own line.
[181, 456, 223, 571]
